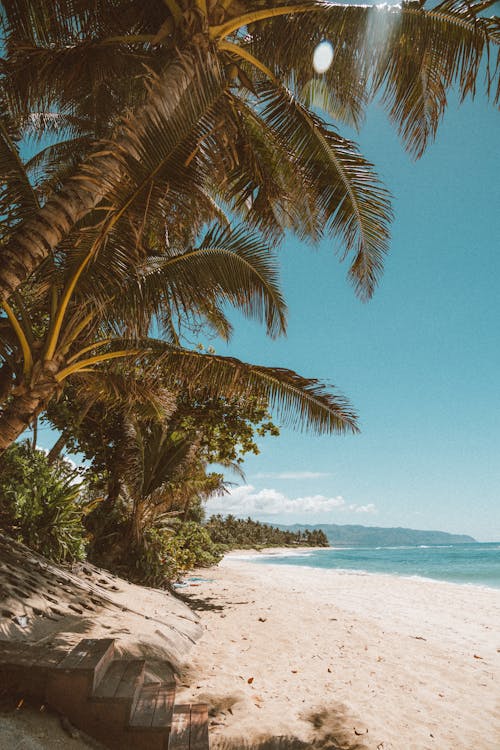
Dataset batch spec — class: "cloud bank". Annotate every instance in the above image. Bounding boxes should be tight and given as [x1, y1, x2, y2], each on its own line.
[206, 484, 376, 517]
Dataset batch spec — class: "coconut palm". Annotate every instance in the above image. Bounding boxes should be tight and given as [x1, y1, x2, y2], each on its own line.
[0, 126, 359, 451]
[1, 0, 498, 304]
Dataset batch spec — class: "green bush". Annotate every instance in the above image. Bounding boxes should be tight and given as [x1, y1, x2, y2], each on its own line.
[0, 441, 88, 562]
[135, 521, 222, 587]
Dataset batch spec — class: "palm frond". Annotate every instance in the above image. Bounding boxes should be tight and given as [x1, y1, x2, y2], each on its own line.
[0, 114, 40, 237]
[247, 2, 499, 155]
[67, 220, 287, 344]
[213, 92, 324, 243]
[258, 81, 393, 299]
[139, 341, 359, 436]
[0, 50, 227, 302]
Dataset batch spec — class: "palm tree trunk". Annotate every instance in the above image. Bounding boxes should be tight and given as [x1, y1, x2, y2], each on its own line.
[0, 365, 59, 452]
[0, 390, 44, 452]
[0, 154, 123, 303]
[31, 415, 38, 450]
[48, 432, 67, 463]
[0, 57, 201, 304]
[0, 362, 13, 404]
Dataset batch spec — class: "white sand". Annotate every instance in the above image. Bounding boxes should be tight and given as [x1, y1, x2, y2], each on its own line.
[176, 554, 500, 750]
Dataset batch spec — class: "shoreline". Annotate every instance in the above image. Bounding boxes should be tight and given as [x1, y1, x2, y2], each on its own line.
[176, 556, 500, 749]
[223, 545, 500, 592]
[223, 545, 328, 557]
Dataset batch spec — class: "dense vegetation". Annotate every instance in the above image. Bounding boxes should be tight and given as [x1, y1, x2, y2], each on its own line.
[0, 441, 89, 562]
[0, 1, 497, 586]
[206, 515, 329, 550]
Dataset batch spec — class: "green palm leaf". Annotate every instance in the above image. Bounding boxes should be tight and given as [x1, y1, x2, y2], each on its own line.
[0, 114, 40, 237]
[248, 1, 500, 156]
[258, 81, 393, 299]
[138, 341, 359, 436]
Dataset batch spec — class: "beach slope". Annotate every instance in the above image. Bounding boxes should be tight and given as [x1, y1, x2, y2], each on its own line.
[177, 554, 500, 750]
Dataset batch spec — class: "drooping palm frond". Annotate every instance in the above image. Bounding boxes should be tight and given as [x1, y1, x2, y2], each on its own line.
[258, 81, 393, 300]
[138, 341, 359, 436]
[210, 91, 323, 243]
[247, 1, 500, 156]
[108, 228, 287, 341]
[1, 0, 164, 129]
[372, 0, 500, 156]
[0, 113, 40, 238]
[47, 213, 288, 350]
[53, 335, 358, 436]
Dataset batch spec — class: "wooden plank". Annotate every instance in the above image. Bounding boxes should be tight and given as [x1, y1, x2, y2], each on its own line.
[114, 660, 144, 701]
[168, 704, 191, 750]
[57, 638, 114, 672]
[0, 642, 64, 669]
[0, 641, 31, 663]
[151, 682, 175, 728]
[129, 683, 159, 727]
[189, 704, 209, 750]
[93, 660, 128, 698]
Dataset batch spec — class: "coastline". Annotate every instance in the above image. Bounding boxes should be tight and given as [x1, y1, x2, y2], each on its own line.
[223, 546, 328, 557]
[177, 553, 500, 750]
[224, 544, 500, 592]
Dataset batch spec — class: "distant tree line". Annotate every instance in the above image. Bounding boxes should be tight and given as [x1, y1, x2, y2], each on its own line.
[205, 514, 329, 550]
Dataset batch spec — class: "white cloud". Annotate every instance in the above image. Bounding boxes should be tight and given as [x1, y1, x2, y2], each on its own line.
[352, 504, 377, 514]
[253, 471, 332, 480]
[206, 485, 376, 517]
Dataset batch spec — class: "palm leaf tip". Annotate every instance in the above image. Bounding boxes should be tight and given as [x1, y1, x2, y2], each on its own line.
[151, 343, 359, 436]
[249, 364, 360, 436]
[258, 82, 393, 301]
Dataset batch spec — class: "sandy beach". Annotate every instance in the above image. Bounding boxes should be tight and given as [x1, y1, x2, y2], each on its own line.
[176, 552, 500, 750]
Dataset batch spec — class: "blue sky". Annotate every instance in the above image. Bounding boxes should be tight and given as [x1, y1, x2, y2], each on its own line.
[204, 89, 500, 542]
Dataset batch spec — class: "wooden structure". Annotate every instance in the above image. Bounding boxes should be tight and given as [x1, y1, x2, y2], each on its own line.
[0, 637, 209, 749]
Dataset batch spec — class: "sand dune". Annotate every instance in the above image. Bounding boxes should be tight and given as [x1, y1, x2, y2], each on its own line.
[0, 533, 200, 668]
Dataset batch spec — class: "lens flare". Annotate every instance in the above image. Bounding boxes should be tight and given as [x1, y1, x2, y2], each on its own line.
[313, 41, 334, 74]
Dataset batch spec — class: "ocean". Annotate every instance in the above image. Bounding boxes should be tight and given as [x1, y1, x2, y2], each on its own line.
[240, 542, 500, 589]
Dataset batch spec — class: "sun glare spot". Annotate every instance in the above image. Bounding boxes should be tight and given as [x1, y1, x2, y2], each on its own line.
[313, 41, 334, 75]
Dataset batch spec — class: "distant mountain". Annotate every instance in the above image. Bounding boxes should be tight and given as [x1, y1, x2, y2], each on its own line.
[277, 523, 475, 547]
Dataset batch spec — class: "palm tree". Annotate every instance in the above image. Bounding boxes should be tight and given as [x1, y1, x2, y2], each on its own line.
[1, 0, 498, 304]
[118, 416, 221, 548]
[0, 133, 358, 451]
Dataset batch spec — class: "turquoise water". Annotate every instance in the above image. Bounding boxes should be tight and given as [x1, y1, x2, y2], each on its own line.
[244, 542, 500, 589]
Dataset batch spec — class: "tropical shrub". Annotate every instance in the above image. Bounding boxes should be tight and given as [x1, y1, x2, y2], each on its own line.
[134, 522, 222, 587]
[0, 441, 88, 562]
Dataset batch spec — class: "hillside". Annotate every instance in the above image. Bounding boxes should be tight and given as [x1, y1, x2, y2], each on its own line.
[278, 523, 475, 547]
